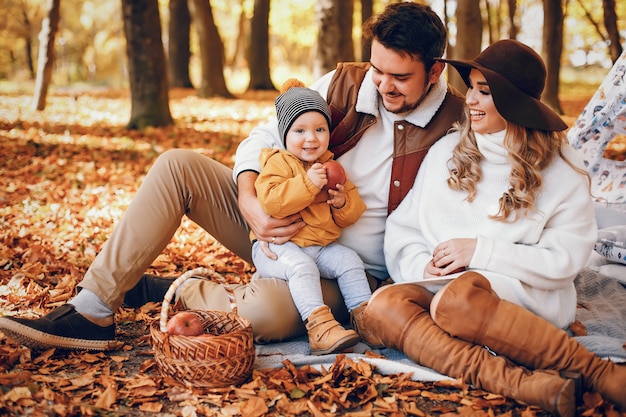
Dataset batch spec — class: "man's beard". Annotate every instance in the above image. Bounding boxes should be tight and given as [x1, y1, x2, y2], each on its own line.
[383, 82, 433, 115]
[385, 99, 420, 115]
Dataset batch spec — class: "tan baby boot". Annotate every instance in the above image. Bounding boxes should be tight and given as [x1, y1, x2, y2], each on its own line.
[306, 306, 359, 355]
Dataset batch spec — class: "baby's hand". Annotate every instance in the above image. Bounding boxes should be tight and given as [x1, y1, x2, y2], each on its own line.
[307, 163, 328, 189]
[327, 183, 347, 209]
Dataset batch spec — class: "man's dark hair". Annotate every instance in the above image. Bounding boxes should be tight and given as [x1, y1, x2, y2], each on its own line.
[363, 2, 447, 71]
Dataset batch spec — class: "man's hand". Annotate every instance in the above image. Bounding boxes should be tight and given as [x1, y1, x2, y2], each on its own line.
[237, 171, 304, 259]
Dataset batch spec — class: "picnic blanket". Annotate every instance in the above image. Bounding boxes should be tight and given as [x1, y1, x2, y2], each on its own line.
[254, 267, 626, 380]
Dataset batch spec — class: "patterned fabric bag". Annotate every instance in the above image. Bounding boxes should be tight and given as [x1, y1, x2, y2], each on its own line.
[568, 51, 626, 204]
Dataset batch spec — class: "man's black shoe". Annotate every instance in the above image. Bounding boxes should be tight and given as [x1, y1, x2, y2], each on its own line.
[123, 273, 174, 308]
[0, 304, 116, 351]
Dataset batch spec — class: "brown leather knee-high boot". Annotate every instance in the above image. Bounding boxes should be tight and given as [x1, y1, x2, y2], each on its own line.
[431, 272, 626, 409]
[364, 283, 576, 417]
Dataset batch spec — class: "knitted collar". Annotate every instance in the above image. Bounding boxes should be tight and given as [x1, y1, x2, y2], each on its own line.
[475, 130, 508, 164]
[355, 68, 448, 128]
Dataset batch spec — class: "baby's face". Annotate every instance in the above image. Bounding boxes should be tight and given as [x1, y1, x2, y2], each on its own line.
[285, 111, 330, 163]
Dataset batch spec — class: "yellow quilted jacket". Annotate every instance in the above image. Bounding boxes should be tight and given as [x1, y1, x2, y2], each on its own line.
[254, 148, 366, 247]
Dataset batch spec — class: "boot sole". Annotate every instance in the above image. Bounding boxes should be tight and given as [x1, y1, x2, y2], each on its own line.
[310, 333, 360, 356]
[362, 340, 385, 350]
[0, 318, 118, 351]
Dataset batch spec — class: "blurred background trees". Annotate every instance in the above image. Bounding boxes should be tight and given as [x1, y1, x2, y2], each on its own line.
[0, 0, 624, 128]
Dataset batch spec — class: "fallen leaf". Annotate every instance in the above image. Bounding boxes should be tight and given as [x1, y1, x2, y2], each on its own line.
[94, 383, 117, 410]
[240, 396, 268, 417]
[2, 386, 32, 402]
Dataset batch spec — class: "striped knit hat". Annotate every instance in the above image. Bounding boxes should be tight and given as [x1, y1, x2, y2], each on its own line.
[275, 79, 332, 144]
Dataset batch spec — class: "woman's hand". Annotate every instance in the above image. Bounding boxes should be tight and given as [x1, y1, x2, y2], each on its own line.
[426, 238, 477, 277]
[238, 171, 304, 259]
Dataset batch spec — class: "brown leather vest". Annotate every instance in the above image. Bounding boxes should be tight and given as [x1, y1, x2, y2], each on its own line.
[326, 62, 465, 213]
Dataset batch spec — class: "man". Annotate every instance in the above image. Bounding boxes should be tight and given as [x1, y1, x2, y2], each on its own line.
[0, 2, 463, 350]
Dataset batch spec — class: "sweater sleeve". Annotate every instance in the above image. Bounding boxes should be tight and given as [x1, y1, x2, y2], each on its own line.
[470, 160, 597, 290]
[233, 120, 283, 182]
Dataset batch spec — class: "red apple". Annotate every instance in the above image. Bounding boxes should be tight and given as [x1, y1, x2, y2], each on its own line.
[166, 311, 204, 336]
[322, 160, 347, 191]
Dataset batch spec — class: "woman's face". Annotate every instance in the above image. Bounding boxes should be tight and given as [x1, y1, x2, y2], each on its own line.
[465, 69, 507, 134]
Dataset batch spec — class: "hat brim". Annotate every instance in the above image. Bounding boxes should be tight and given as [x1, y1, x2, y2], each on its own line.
[439, 58, 568, 131]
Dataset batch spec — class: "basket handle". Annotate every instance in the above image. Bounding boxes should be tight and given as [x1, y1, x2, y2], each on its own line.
[158, 267, 238, 332]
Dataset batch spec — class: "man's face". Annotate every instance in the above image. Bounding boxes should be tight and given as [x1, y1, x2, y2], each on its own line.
[369, 39, 443, 114]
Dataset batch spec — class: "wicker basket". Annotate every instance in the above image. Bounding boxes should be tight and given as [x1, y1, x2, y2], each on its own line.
[149, 267, 255, 388]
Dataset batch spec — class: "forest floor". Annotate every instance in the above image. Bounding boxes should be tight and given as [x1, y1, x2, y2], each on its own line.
[0, 86, 624, 416]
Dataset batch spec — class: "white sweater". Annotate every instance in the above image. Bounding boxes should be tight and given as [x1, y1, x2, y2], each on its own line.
[384, 130, 597, 328]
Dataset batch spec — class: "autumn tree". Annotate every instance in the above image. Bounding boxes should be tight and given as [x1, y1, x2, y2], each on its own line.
[188, 0, 232, 98]
[360, 0, 373, 62]
[2, 0, 41, 79]
[314, 0, 354, 79]
[247, 0, 275, 91]
[448, 0, 482, 93]
[31, 0, 59, 111]
[542, 0, 564, 114]
[121, 0, 173, 129]
[603, 0, 623, 63]
[507, 0, 519, 39]
[168, 0, 193, 88]
[485, 0, 502, 45]
[574, 0, 621, 65]
[230, 0, 247, 68]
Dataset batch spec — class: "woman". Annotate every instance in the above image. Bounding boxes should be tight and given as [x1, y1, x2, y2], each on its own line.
[364, 40, 625, 416]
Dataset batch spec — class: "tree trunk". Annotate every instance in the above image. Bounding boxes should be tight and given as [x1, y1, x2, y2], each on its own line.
[450, 0, 482, 93]
[360, 0, 373, 62]
[444, 0, 451, 58]
[31, 0, 60, 111]
[247, 0, 275, 91]
[121, 0, 173, 129]
[26, 37, 35, 79]
[19, 6, 36, 79]
[542, 0, 564, 115]
[485, 0, 496, 44]
[229, 0, 247, 68]
[485, 1, 502, 45]
[314, 0, 354, 79]
[602, 0, 623, 63]
[507, 0, 519, 39]
[188, 0, 232, 98]
[168, 0, 193, 88]
[337, 0, 354, 62]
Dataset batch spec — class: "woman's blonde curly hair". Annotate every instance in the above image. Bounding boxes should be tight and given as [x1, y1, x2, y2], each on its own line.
[447, 107, 590, 222]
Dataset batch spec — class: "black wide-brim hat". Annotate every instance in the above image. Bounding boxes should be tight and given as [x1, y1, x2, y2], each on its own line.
[438, 39, 567, 131]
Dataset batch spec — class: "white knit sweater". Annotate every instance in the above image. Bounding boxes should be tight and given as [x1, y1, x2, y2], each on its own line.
[384, 130, 597, 328]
